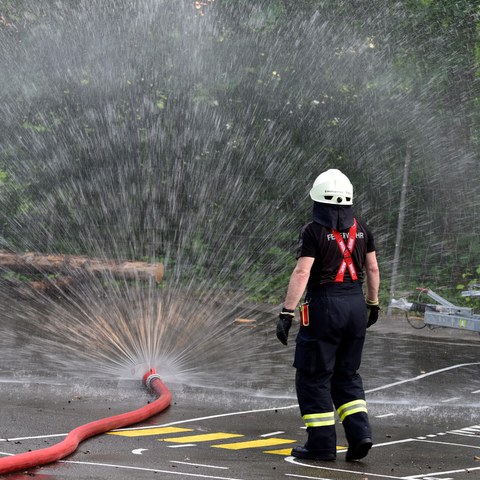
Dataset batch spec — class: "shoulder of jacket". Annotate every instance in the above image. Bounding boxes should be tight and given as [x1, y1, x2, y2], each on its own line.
[301, 221, 314, 232]
[354, 217, 373, 237]
[354, 217, 367, 229]
[301, 221, 328, 233]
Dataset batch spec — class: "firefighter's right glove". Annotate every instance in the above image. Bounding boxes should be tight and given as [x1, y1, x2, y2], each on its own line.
[276, 308, 295, 345]
[366, 299, 380, 328]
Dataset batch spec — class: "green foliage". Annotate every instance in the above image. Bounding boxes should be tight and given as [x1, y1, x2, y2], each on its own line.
[0, 0, 479, 303]
[456, 266, 480, 311]
[22, 121, 49, 133]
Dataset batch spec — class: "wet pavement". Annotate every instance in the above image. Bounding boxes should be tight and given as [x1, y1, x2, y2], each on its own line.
[1, 312, 480, 479]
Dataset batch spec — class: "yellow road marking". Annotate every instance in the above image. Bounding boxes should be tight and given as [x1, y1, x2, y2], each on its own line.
[264, 448, 293, 455]
[212, 438, 295, 450]
[162, 432, 244, 443]
[107, 427, 193, 437]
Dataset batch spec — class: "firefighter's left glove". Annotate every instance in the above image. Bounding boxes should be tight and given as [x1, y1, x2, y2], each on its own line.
[366, 299, 380, 328]
[276, 308, 295, 345]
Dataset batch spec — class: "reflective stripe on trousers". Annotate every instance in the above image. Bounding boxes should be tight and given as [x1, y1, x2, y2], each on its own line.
[302, 411, 335, 428]
[337, 399, 368, 422]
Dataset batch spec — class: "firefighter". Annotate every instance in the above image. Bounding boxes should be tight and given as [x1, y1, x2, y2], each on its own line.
[276, 169, 380, 462]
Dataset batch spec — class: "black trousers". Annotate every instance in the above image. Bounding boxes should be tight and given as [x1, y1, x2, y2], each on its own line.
[294, 283, 372, 454]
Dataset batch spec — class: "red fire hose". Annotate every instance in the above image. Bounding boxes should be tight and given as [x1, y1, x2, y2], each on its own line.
[0, 368, 171, 475]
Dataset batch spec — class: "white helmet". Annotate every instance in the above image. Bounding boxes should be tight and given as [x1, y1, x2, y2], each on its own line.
[309, 169, 353, 205]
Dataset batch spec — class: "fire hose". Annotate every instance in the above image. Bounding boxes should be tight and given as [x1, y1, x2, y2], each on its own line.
[0, 368, 171, 475]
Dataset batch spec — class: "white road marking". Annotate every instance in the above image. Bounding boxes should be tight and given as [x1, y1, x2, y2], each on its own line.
[371, 438, 417, 448]
[375, 413, 396, 418]
[0, 433, 66, 442]
[416, 438, 480, 449]
[403, 465, 480, 479]
[1, 406, 297, 442]
[111, 404, 299, 433]
[60, 459, 245, 479]
[167, 443, 196, 448]
[131, 448, 148, 455]
[286, 474, 333, 479]
[411, 406, 430, 411]
[447, 424, 480, 436]
[285, 454, 404, 479]
[472, 389, 480, 393]
[447, 431, 480, 438]
[260, 431, 284, 437]
[170, 460, 229, 470]
[413, 477, 453, 480]
[440, 397, 460, 403]
[365, 362, 480, 394]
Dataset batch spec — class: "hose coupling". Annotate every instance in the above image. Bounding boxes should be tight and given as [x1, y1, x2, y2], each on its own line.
[145, 373, 163, 391]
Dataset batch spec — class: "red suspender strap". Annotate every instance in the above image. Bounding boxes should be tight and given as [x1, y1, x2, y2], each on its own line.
[332, 219, 358, 282]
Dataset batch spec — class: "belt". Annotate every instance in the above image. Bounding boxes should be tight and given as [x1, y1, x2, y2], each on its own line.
[307, 282, 362, 297]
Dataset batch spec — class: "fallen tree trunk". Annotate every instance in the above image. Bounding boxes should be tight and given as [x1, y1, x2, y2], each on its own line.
[0, 250, 164, 283]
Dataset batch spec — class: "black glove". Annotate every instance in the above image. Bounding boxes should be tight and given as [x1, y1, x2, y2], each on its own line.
[276, 308, 295, 345]
[366, 299, 380, 328]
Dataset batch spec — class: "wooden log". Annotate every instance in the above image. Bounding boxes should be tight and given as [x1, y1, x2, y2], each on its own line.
[0, 250, 164, 283]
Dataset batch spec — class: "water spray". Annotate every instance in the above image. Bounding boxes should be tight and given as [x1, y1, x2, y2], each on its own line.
[0, 368, 171, 475]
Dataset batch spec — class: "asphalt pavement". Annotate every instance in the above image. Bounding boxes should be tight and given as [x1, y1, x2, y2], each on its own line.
[1, 311, 480, 480]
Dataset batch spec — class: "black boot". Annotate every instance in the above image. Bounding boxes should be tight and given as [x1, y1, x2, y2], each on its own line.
[345, 438, 372, 461]
[291, 446, 336, 461]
